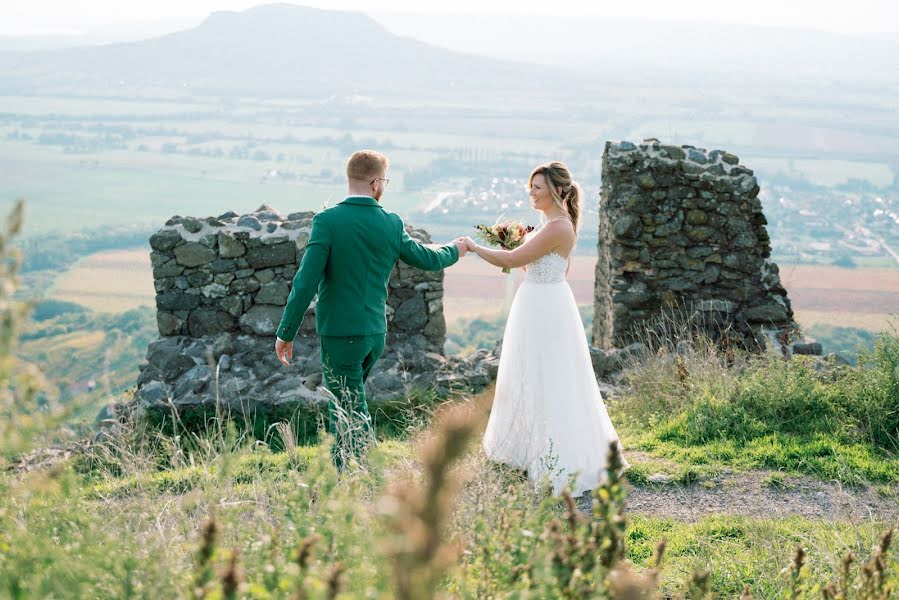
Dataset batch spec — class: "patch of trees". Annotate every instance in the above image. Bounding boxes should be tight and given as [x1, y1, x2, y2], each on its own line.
[20, 227, 153, 273]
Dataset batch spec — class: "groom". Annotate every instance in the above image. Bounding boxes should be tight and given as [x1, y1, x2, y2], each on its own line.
[274, 149, 467, 469]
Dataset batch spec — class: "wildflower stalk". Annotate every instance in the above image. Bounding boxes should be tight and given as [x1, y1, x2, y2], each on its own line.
[380, 400, 485, 600]
[191, 507, 218, 600]
[291, 535, 318, 600]
[220, 548, 243, 600]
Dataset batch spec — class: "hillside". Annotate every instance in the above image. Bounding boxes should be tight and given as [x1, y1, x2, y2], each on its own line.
[0, 4, 542, 97]
[376, 13, 899, 84]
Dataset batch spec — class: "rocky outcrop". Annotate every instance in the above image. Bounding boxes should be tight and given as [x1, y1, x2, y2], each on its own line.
[136, 204, 495, 421]
[593, 139, 802, 352]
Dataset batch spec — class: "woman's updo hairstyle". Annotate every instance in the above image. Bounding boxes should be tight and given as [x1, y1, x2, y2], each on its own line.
[529, 161, 581, 234]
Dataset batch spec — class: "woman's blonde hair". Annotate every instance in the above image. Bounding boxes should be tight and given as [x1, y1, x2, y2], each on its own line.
[529, 161, 581, 233]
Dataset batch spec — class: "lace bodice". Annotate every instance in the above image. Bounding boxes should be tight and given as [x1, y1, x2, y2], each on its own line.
[525, 252, 568, 284]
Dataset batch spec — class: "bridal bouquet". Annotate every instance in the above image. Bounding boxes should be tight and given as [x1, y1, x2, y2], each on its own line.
[474, 219, 535, 273]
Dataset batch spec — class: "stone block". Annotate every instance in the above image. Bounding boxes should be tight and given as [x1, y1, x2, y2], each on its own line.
[793, 341, 823, 356]
[246, 242, 296, 268]
[255, 281, 290, 305]
[188, 309, 236, 337]
[149, 229, 182, 252]
[239, 304, 284, 336]
[174, 242, 216, 267]
[218, 232, 246, 258]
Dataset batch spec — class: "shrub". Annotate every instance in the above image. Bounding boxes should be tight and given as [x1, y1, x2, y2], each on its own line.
[834, 329, 899, 451]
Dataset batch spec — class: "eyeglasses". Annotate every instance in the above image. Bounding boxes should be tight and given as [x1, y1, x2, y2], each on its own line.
[370, 177, 390, 187]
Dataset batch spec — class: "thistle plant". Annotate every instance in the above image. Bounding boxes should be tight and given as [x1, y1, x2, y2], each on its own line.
[220, 548, 243, 600]
[540, 441, 637, 597]
[787, 528, 894, 600]
[192, 507, 219, 600]
[379, 399, 485, 600]
[291, 535, 318, 600]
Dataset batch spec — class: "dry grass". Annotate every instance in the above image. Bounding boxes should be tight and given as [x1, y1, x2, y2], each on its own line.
[446, 257, 899, 332]
[442, 299, 504, 324]
[779, 265, 899, 292]
[20, 329, 106, 353]
[794, 310, 895, 333]
[50, 247, 154, 313]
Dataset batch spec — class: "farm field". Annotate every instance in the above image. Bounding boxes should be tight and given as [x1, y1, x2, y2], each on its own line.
[49, 249, 155, 313]
[444, 257, 899, 336]
[780, 264, 899, 334]
[51, 248, 899, 341]
[749, 156, 895, 187]
[0, 141, 348, 235]
[0, 139, 511, 237]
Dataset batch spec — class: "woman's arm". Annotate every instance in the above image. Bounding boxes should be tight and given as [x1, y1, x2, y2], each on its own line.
[466, 223, 565, 269]
[468, 243, 509, 268]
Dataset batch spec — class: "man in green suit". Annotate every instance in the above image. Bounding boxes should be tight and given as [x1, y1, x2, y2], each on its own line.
[274, 150, 466, 469]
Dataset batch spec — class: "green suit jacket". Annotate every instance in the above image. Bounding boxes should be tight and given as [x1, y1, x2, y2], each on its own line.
[276, 195, 459, 342]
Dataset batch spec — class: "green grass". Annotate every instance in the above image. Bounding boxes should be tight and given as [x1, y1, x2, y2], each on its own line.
[619, 458, 722, 487]
[86, 446, 318, 500]
[626, 430, 899, 485]
[625, 515, 896, 598]
[614, 329, 899, 485]
[3, 434, 895, 598]
[762, 471, 792, 490]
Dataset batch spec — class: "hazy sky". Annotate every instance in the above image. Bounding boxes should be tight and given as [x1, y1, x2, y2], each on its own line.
[3, 0, 898, 35]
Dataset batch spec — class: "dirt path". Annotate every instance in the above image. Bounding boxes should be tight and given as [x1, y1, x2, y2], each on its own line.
[468, 386, 899, 523]
[610, 452, 899, 523]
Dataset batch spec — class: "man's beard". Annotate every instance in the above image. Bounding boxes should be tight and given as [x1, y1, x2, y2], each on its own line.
[372, 188, 383, 201]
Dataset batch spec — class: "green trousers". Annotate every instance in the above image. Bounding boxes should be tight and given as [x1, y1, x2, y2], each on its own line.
[319, 333, 386, 470]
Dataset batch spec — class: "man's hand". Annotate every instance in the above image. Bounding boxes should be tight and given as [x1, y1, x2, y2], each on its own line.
[275, 337, 293, 366]
[452, 237, 468, 257]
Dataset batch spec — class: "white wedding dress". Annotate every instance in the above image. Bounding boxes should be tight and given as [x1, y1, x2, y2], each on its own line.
[483, 251, 628, 496]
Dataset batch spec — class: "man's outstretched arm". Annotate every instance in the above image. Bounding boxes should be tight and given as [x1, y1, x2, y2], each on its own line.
[398, 218, 466, 270]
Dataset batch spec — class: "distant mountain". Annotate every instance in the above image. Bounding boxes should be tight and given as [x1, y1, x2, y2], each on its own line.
[0, 18, 201, 51]
[0, 4, 542, 97]
[0, 35, 97, 52]
[374, 13, 899, 84]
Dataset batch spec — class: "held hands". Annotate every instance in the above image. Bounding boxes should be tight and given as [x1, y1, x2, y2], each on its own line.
[274, 337, 293, 366]
[452, 237, 469, 257]
[451, 236, 479, 257]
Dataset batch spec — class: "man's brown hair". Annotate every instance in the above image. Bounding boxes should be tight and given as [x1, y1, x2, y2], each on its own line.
[346, 150, 389, 181]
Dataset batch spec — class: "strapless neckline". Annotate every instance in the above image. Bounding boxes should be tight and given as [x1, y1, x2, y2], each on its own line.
[526, 251, 569, 284]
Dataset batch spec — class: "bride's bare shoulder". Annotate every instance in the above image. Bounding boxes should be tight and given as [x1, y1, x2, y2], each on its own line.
[543, 218, 576, 242]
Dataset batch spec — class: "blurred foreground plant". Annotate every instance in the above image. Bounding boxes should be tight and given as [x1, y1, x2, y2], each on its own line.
[379, 398, 486, 600]
[0, 199, 59, 460]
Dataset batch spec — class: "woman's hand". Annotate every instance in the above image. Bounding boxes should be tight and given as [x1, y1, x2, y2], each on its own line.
[464, 236, 478, 252]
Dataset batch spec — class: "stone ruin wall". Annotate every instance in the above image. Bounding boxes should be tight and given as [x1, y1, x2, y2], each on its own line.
[147, 204, 447, 351]
[593, 139, 798, 351]
[131, 139, 813, 423]
[134, 205, 495, 417]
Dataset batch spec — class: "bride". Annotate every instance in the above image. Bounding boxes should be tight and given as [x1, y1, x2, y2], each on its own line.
[464, 161, 627, 496]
